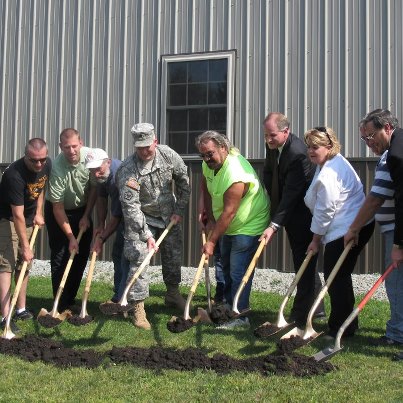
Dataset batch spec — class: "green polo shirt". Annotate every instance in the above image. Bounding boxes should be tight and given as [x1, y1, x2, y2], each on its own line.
[46, 147, 91, 209]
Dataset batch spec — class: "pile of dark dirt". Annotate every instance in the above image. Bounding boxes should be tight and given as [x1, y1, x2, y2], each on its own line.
[99, 302, 132, 315]
[0, 335, 102, 368]
[0, 335, 334, 376]
[277, 336, 312, 354]
[37, 315, 63, 328]
[209, 305, 235, 324]
[166, 317, 195, 333]
[67, 315, 93, 326]
[254, 323, 281, 338]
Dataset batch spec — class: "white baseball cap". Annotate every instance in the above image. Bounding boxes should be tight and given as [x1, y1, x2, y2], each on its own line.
[85, 148, 109, 168]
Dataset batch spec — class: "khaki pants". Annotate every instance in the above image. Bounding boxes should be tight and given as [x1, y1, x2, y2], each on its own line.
[0, 218, 33, 273]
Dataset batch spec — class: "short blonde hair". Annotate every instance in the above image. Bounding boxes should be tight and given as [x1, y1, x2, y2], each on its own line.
[304, 126, 341, 159]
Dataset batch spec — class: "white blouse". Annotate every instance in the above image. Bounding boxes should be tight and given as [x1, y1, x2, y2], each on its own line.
[304, 153, 366, 244]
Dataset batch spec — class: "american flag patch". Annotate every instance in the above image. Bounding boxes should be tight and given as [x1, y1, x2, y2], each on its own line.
[126, 178, 140, 190]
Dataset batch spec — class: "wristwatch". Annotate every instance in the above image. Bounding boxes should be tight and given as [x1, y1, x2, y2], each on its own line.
[269, 223, 279, 233]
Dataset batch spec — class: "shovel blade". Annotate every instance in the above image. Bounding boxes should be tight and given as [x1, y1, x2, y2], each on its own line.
[313, 345, 343, 362]
[281, 326, 304, 340]
[37, 307, 50, 318]
[1, 328, 15, 340]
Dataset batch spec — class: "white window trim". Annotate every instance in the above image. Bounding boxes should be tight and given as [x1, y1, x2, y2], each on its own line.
[160, 50, 236, 156]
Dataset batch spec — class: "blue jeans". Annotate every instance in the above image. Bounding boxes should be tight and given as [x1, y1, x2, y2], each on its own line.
[383, 230, 403, 343]
[220, 234, 259, 312]
[112, 223, 131, 302]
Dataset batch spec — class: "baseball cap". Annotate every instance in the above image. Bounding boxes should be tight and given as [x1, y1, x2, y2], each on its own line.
[85, 148, 109, 169]
[131, 123, 156, 147]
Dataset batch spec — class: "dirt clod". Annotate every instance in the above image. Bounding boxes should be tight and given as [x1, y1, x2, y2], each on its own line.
[277, 335, 312, 354]
[254, 323, 281, 338]
[166, 317, 195, 333]
[67, 315, 93, 326]
[209, 305, 234, 324]
[37, 315, 63, 328]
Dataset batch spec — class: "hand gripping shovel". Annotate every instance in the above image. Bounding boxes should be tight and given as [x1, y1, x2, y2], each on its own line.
[68, 250, 97, 326]
[280, 241, 354, 348]
[232, 238, 266, 314]
[167, 251, 208, 333]
[2, 225, 40, 340]
[313, 263, 396, 362]
[37, 228, 85, 327]
[254, 251, 313, 338]
[100, 220, 175, 315]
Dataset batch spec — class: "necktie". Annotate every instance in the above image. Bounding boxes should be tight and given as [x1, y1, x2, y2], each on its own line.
[270, 149, 280, 215]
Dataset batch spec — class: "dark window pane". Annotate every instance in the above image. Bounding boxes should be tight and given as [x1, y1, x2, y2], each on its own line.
[169, 132, 188, 154]
[209, 107, 227, 130]
[189, 131, 203, 154]
[189, 108, 208, 130]
[208, 82, 227, 104]
[168, 62, 187, 83]
[209, 59, 228, 81]
[168, 110, 188, 131]
[188, 61, 208, 83]
[169, 84, 187, 106]
[188, 83, 207, 105]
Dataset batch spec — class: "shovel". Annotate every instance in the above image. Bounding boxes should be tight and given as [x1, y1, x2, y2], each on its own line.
[254, 251, 313, 338]
[37, 228, 85, 327]
[201, 230, 212, 313]
[232, 238, 266, 314]
[313, 262, 396, 362]
[101, 220, 175, 315]
[281, 241, 354, 344]
[68, 250, 97, 326]
[2, 225, 40, 340]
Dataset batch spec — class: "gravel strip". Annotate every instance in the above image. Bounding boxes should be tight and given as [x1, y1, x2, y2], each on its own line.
[31, 259, 388, 301]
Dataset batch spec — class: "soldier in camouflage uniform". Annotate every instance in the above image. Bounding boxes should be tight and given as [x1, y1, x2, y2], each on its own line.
[116, 123, 190, 329]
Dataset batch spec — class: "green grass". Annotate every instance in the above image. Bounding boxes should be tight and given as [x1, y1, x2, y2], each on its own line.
[1, 277, 403, 402]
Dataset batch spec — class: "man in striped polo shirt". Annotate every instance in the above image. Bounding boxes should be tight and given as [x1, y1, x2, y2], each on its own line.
[345, 109, 403, 348]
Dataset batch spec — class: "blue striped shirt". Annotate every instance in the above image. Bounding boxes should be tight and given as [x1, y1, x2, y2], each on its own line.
[371, 150, 395, 233]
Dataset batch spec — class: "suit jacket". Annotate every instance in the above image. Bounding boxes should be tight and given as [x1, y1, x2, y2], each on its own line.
[263, 133, 315, 230]
[387, 127, 403, 245]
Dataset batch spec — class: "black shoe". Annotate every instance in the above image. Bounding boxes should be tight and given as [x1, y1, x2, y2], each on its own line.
[13, 308, 34, 321]
[372, 335, 403, 346]
[1, 318, 21, 334]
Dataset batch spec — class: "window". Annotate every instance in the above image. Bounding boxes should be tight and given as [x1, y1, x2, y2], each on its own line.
[160, 51, 235, 155]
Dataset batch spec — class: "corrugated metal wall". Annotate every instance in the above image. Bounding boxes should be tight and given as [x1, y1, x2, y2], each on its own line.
[1, 0, 398, 273]
[1, 0, 402, 162]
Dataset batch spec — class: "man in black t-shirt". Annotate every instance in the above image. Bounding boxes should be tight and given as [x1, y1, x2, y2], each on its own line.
[0, 138, 51, 331]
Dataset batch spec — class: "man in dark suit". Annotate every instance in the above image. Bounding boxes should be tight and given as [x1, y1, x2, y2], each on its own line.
[261, 112, 324, 327]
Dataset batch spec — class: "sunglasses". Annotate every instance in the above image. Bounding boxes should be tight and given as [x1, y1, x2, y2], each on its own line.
[314, 126, 333, 146]
[26, 156, 47, 164]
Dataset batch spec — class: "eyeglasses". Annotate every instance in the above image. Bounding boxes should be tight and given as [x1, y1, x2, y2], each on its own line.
[199, 151, 216, 160]
[26, 156, 47, 164]
[360, 131, 377, 142]
[314, 127, 333, 146]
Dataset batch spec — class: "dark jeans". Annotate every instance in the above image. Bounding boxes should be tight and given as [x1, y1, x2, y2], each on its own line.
[213, 242, 225, 302]
[112, 222, 130, 302]
[324, 221, 375, 336]
[44, 201, 93, 310]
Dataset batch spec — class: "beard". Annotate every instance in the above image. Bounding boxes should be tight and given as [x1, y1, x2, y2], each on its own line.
[96, 167, 110, 183]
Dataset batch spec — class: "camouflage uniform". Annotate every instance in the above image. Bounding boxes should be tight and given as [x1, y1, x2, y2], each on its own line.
[116, 145, 190, 301]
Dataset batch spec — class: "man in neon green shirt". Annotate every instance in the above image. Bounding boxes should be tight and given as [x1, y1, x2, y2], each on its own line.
[196, 131, 270, 328]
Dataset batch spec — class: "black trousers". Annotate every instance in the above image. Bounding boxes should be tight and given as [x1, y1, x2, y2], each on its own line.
[44, 201, 93, 310]
[286, 221, 323, 327]
[324, 220, 375, 336]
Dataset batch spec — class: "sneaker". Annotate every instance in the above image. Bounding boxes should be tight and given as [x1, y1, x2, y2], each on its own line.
[13, 308, 34, 321]
[372, 335, 403, 346]
[1, 318, 21, 334]
[217, 317, 250, 329]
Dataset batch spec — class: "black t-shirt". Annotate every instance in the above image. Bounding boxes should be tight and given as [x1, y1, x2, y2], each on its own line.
[0, 157, 51, 225]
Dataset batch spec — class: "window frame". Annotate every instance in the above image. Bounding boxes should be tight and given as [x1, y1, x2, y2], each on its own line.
[160, 50, 236, 157]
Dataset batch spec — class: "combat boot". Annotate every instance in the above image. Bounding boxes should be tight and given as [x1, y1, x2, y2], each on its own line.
[132, 300, 151, 330]
[164, 284, 187, 311]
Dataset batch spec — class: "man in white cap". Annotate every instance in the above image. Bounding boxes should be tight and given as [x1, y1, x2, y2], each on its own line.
[84, 148, 130, 306]
[116, 123, 191, 329]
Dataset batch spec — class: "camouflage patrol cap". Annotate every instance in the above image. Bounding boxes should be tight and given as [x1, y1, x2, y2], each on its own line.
[131, 123, 156, 147]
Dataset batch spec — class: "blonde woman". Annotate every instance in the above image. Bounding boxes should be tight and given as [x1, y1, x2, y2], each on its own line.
[304, 127, 375, 338]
